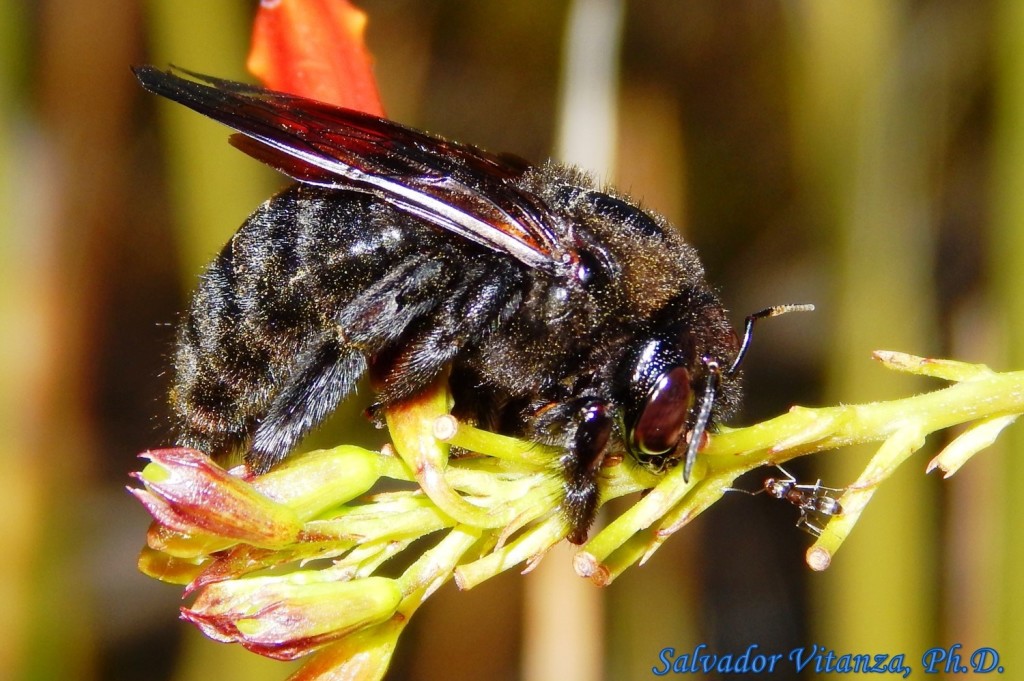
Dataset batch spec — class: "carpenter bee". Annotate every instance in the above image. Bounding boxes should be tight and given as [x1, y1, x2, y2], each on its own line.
[135, 66, 810, 544]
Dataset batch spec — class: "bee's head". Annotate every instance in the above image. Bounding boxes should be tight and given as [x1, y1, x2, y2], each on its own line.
[622, 304, 813, 481]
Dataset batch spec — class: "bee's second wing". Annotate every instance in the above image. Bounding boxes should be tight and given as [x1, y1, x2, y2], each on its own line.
[135, 66, 568, 273]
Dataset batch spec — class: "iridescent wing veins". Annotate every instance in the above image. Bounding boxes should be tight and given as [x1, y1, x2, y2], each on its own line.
[133, 66, 569, 273]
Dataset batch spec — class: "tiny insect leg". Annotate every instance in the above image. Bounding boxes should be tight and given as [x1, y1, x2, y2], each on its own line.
[248, 340, 367, 474]
[794, 513, 825, 537]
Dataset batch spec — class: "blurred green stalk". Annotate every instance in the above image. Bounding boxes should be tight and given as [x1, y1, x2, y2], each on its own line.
[0, 4, 34, 679]
[143, 0, 276, 279]
[992, 0, 1024, 662]
[787, 0, 937, 655]
[141, 3, 288, 681]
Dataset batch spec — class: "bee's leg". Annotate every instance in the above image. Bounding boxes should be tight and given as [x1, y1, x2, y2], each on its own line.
[247, 258, 467, 473]
[250, 256, 482, 462]
[373, 271, 520, 405]
[370, 334, 457, 404]
[534, 399, 613, 544]
[247, 339, 367, 474]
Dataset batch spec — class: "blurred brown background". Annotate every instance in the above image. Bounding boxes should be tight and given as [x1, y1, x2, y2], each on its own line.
[2, 0, 1021, 679]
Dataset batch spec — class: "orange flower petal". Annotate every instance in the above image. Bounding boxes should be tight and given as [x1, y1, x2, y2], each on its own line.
[248, 0, 384, 114]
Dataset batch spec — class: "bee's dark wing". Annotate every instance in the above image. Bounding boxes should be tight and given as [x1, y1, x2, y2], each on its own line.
[134, 66, 568, 273]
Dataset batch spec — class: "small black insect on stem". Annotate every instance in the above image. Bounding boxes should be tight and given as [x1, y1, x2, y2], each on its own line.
[728, 465, 845, 537]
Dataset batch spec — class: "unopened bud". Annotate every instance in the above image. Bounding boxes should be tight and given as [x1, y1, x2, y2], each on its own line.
[130, 448, 302, 548]
[183, 573, 402, 660]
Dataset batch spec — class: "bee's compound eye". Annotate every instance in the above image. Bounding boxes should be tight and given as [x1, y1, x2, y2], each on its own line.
[631, 366, 692, 455]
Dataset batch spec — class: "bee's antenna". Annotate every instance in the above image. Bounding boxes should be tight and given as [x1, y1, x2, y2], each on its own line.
[687, 306, 813, 481]
[683, 361, 720, 482]
[726, 304, 815, 377]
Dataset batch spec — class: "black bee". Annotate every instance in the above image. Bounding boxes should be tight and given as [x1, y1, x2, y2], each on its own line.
[135, 66, 809, 544]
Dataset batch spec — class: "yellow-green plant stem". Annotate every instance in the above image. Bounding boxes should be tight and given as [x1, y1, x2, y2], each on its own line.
[135, 351, 1024, 680]
[577, 353, 1024, 579]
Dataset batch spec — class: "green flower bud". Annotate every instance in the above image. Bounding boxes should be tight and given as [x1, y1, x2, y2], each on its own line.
[130, 448, 302, 548]
[182, 573, 402, 660]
